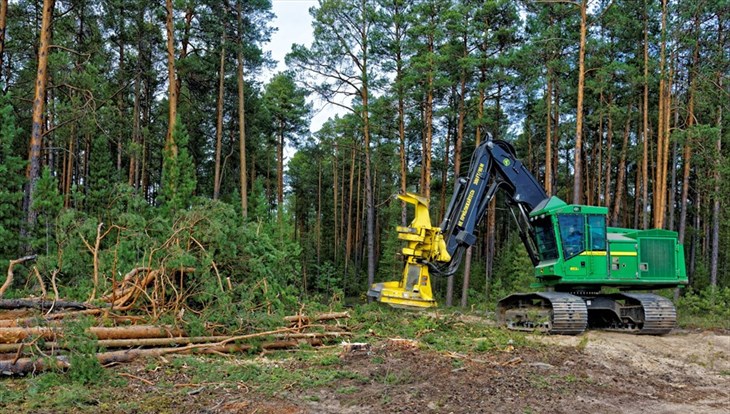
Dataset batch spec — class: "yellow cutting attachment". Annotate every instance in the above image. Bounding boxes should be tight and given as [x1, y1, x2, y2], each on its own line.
[367, 193, 450, 309]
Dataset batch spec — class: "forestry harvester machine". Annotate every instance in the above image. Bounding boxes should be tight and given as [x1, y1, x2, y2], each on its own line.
[368, 139, 687, 335]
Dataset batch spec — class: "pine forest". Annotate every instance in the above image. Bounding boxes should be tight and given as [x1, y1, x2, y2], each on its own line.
[0, 0, 730, 368]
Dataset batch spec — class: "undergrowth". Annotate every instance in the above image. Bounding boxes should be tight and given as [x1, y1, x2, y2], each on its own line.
[676, 287, 730, 329]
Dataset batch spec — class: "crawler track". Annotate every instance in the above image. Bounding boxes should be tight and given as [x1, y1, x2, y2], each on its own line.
[497, 292, 587, 335]
[497, 292, 677, 335]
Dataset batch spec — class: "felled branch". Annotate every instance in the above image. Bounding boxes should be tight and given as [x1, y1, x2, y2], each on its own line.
[0, 255, 37, 298]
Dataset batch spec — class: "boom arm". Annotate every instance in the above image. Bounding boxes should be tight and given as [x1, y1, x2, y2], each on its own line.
[432, 139, 548, 276]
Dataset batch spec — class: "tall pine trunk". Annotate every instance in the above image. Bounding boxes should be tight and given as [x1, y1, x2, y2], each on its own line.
[545, 71, 553, 195]
[165, 0, 178, 158]
[612, 109, 631, 227]
[236, 0, 248, 219]
[679, 15, 700, 244]
[572, 0, 587, 204]
[213, 32, 225, 200]
[0, 0, 7, 86]
[23, 0, 55, 236]
[710, 20, 723, 287]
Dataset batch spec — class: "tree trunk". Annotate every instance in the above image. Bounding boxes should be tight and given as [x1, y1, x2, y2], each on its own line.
[423, 56, 434, 201]
[345, 147, 356, 274]
[236, 0, 248, 219]
[612, 110, 631, 227]
[604, 98, 613, 210]
[277, 123, 284, 221]
[572, 0, 587, 205]
[175, 5, 194, 99]
[333, 144, 339, 264]
[653, 0, 671, 229]
[679, 15, 699, 243]
[641, 1, 650, 230]
[23, 0, 55, 236]
[668, 109, 679, 231]
[545, 71, 553, 195]
[395, 8, 407, 226]
[0, 0, 8, 85]
[363, 75, 375, 296]
[213, 33, 226, 200]
[130, 70, 141, 188]
[164, 0, 178, 158]
[710, 23, 723, 286]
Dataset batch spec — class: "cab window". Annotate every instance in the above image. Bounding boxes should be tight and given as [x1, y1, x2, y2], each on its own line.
[588, 215, 607, 251]
[557, 214, 585, 259]
[533, 216, 559, 261]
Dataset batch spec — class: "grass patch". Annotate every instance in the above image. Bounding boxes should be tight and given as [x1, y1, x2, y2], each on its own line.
[350, 304, 532, 354]
[337, 385, 359, 394]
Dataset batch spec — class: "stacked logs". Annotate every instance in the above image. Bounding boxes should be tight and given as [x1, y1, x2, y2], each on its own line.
[0, 305, 351, 376]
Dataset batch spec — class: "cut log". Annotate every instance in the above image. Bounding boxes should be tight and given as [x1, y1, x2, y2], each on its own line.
[0, 344, 252, 376]
[0, 309, 32, 320]
[0, 299, 100, 311]
[283, 311, 350, 325]
[0, 325, 186, 343]
[0, 309, 105, 328]
[0, 331, 352, 353]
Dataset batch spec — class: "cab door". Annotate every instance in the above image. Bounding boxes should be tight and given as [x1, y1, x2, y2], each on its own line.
[585, 215, 608, 279]
[557, 214, 588, 278]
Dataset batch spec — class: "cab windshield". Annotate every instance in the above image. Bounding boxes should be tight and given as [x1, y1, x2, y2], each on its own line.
[533, 217, 559, 261]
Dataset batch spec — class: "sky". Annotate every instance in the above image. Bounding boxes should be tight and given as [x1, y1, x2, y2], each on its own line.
[261, 0, 347, 133]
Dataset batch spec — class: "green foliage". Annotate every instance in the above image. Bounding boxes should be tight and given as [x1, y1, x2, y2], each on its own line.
[0, 93, 25, 258]
[32, 167, 63, 255]
[86, 135, 115, 216]
[60, 317, 106, 384]
[159, 116, 197, 216]
[488, 235, 534, 304]
[677, 287, 730, 329]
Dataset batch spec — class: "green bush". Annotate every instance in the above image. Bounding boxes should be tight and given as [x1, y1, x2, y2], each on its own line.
[677, 287, 730, 329]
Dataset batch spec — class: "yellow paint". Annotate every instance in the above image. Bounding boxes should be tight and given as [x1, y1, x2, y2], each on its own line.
[610, 251, 638, 257]
[370, 192, 450, 309]
[580, 251, 607, 256]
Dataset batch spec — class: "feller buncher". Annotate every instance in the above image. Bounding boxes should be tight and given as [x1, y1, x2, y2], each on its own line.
[368, 139, 687, 335]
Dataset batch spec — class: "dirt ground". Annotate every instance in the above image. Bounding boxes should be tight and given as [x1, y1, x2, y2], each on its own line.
[5, 328, 727, 413]
[199, 329, 730, 414]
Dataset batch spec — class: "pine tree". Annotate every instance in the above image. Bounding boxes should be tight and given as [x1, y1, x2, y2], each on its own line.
[159, 116, 197, 216]
[262, 72, 311, 219]
[0, 94, 25, 257]
[31, 167, 62, 255]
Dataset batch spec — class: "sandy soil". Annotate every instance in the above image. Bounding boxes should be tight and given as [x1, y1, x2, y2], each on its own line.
[276, 330, 730, 414]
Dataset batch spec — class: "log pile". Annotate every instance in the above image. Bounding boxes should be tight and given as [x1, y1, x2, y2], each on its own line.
[0, 306, 351, 376]
[0, 258, 353, 376]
